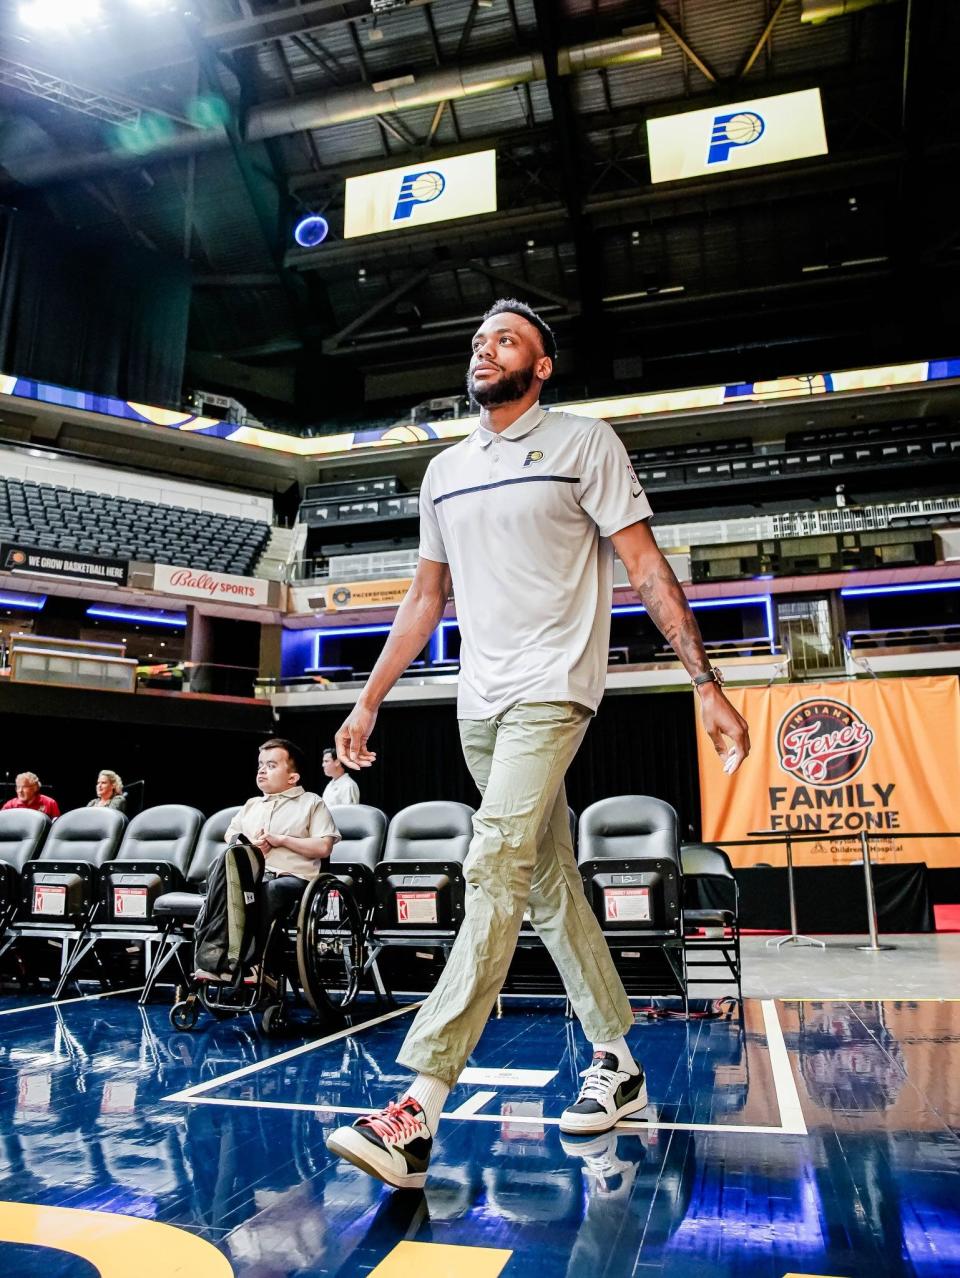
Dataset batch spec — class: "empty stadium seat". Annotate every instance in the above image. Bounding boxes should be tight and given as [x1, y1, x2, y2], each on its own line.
[15, 808, 127, 998]
[0, 810, 50, 945]
[680, 842, 742, 1003]
[578, 796, 686, 1005]
[0, 475, 271, 576]
[372, 801, 473, 960]
[140, 805, 240, 1003]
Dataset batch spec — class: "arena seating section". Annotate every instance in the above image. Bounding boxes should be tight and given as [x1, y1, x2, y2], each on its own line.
[0, 477, 270, 575]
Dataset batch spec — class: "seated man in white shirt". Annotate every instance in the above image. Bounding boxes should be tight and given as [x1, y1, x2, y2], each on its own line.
[322, 746, 360, 807]
[209, 737, 340, 981]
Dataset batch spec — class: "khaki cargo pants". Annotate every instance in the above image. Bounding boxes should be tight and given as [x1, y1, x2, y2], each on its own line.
[397, 700, 634, 1086]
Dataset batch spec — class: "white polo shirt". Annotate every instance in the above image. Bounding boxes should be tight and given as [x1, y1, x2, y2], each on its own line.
[419, 403, 653, 719]
[323, 772, 360, 807]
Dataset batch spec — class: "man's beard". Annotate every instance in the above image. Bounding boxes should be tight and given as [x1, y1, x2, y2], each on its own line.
[467, 361, 536, 407]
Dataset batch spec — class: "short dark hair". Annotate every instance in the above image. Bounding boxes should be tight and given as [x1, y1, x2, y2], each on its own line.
[322, 746, 337, 761]
[260, 737, 304, 777]
[482, 297, 557, 363]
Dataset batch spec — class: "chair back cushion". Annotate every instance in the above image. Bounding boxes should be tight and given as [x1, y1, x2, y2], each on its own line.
[384, 801, 474, 864]
[578, 795, 678, 865]
[116, 804, 204, 873]
[680, 842, 735, 881]
[188, 807, 242, 885]
[0, 809, 49, 872]
[40, 808, 127, 866]
[329, 804, 387, 874]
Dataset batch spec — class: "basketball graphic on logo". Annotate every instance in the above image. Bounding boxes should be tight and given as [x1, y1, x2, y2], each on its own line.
[776, 698, 875, 787]
[723, 112, 764, 146]
[379, 425, 431, 444]
[409, 172, 444, 204]
[10, 550, 26, 566]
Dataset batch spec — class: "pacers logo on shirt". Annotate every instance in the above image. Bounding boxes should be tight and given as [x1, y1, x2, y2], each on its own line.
[523, 450, 544, 467]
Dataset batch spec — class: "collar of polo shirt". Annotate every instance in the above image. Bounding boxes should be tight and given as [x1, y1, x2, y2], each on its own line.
[474, 402, 547, 448]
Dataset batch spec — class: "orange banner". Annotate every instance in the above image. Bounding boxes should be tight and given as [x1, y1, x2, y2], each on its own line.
[697, 676, 960, 867]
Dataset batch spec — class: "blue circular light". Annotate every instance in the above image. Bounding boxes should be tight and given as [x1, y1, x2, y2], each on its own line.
[294, 214, 329, 248]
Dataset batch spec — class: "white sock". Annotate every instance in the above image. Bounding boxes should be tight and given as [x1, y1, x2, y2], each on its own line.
[592, 1035, 638, 1075]
[404, 1073, 450, 1136]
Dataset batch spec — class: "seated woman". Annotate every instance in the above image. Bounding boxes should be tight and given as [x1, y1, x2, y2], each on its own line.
[87, 770, 126, 812]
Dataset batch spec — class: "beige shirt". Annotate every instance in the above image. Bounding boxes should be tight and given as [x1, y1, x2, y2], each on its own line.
[419, 403, 653, 718]
[225, 786, 340, 881]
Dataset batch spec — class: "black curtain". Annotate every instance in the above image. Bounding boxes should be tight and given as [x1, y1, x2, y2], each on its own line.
[279, 690, 702, 835]
[0, 206, 190, 406]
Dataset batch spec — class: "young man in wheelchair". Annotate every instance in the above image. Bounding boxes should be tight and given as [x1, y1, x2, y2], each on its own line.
[195, 737, 340, 986]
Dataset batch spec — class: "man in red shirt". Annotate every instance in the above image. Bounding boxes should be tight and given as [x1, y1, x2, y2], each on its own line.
[2, 772, 60, 819]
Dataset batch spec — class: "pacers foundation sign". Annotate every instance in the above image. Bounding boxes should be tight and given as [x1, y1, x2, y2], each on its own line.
[698, 676, 960, 867]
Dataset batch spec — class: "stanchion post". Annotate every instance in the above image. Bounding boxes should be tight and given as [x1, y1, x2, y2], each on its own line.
[766, 832, 825, 949]
[856, 830, 895, 952]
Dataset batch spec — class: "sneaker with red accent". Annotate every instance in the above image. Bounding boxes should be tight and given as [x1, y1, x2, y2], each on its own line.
[325, 1097, 433, 1190]
[559, 1052, 648, 1134]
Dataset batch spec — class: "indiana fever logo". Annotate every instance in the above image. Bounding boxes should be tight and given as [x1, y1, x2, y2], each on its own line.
[776, 698, 875, 786]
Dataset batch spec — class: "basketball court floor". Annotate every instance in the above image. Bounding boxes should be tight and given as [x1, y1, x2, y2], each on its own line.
[1, 981, 959, 1277]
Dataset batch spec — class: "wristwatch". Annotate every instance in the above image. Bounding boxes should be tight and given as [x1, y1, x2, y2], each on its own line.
[692, 668, 724, 689]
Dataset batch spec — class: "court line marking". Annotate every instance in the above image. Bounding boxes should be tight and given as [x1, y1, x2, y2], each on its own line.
[166, 998, 808, 1138]
[173, 1093, 798, 1136]
[447, 1090, 497, 1118]
[0, 985, 145, 1018]
[761, 996, 807, 1135]
[164, 1000, 422, 1102]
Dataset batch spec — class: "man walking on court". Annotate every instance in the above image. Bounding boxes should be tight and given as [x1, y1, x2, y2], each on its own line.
[326, 299, 750, 1190]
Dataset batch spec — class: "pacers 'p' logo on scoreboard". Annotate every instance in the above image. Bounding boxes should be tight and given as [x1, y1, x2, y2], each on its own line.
[707, 111, 766, 165]
[647, 88, 827, 183]
[393, 170, 446, 221]
[345, 150, 497, 238]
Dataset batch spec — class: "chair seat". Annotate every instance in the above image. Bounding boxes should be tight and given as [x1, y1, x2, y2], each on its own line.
[153, 891, 203, 920]
[684, 908, 735, 928]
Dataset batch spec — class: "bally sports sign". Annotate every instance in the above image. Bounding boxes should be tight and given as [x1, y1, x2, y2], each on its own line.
[153, 564, 270, 607]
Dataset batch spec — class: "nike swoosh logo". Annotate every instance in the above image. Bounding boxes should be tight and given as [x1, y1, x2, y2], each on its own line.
[631, 489, 642, 498]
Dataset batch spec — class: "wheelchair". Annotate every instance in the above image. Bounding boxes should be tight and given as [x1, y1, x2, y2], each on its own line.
[169, 870, 364, 1037]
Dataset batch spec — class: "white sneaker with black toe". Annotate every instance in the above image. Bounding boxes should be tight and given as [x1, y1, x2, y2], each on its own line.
[325, 1096, 433, 1190]
[559, 1052, 648, 1134]
[559, 1130, 641, 1198]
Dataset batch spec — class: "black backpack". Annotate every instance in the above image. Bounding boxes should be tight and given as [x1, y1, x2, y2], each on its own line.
[194, 835, 265, 981]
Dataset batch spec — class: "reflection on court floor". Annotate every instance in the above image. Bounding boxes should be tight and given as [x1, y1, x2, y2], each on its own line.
[1, 994, 959, 1276]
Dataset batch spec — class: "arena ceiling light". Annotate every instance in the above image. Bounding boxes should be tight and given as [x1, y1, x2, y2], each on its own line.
[19, 0, 102, 31]
[294, 214, 329, 248]
[0, 591, 47, 611]
[86, 605, 186, 627]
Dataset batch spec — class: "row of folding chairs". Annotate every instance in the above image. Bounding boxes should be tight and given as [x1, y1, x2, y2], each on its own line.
[0, 796, 741, 1007]
[309, 795, 742, 1009]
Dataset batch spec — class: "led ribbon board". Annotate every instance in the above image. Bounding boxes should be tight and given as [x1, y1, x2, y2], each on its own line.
[646, 88, 828, 184]
[344, 149, 497, 238]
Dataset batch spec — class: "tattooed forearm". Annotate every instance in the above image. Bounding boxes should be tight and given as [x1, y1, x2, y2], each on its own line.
[635, 564, 711, 678]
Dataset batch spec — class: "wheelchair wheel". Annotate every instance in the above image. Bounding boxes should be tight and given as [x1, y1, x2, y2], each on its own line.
[296, 873, 363, 1015]
[261, 1001, 288, 1037]
[170, 996, 200, 1031]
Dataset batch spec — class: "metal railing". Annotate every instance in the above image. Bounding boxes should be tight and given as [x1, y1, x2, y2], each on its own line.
[716, 830, 960, 952]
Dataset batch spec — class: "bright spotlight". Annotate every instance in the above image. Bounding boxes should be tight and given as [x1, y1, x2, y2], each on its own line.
[294, 214, 329, 248]
[20, 0, 101, 29]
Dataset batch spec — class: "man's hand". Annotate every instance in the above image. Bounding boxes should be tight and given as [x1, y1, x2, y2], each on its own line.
[699, 685, 750, 774]
[336, 700, 379, 771]
[260, 832, 287, 849]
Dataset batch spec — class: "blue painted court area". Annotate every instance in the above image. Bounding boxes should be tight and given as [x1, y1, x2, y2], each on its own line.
[0, 992, 958, 1276]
